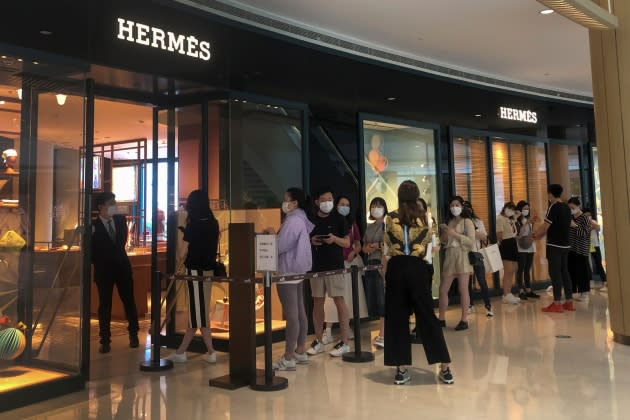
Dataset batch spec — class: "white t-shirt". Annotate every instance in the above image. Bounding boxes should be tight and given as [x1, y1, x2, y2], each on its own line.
[496, 214, 516, 240]
[517, 220, 536, 253]
[471, 218, 487, 251]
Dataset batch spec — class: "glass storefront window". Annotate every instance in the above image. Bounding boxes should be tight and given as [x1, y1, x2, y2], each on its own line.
[362, 119, 440, 294]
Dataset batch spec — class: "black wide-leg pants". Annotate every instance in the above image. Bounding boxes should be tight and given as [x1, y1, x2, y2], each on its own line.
[384, 255, 451, 366]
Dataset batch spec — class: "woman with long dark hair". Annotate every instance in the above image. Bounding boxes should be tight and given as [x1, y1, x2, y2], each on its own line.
[497, 202, 521, 304]
[568, 197, 592, 301]
[438, 197, 476, 331]
[463, 201, 494, 317]
[272, 187, 314, 370]
[384, 180, 453, 385]
[166, 189, 219, 363]
[515, 200, 539, 300]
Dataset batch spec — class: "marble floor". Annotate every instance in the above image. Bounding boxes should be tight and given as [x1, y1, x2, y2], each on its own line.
[2, 287, 628, 420]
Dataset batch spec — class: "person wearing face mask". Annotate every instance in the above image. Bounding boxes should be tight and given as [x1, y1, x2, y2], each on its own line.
[438, 197, 476, 331]
[515, 200, 539, 300]
[267, 188, 314, 370]
[463, 201, 494, 317]
[91, 192, 139, 353]
[322, 196, 367, 344]
[496, 202, 521, 305]
[363, 197, 388, 348]
[307, 187, 352, 357]
[567, 197, 592, 301]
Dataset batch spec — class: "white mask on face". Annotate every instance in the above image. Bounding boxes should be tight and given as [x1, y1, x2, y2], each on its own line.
[337, 206, 350, 217]
[281, 201, 293, 214]
[521, 210, 530, 217]
[570, 208, 579, 215]
[371, 207, 384, 219]
[319, 200, 334, 214]
[505, 209, 515, 218]
[450, 206, 462, 217]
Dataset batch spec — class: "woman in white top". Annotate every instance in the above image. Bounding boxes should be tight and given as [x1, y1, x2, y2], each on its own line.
[463, 201, 493, 317]
[496, 202, 520, 304]
[515, 200, 540, 300]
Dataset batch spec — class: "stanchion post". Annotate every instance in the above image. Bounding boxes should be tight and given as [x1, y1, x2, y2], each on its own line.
[140, 271, 174, 372]
[342, 265, 375, 363]
[251, 271, 288, 391]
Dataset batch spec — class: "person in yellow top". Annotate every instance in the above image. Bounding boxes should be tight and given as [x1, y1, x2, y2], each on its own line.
[383, 180, 453, 385]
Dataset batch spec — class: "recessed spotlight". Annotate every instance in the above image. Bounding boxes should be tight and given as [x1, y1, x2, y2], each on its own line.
[387, 97, 397, 101]
[540, 9, 554, 15]
[1, 56, 6, 59]
[475, 114, 482, 117]
[33, 61, 39, 65]
[17, 58, 23, 62]
[40, 30, 53, 35]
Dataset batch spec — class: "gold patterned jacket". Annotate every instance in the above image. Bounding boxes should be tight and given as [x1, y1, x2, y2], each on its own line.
[384, 211, 434, 258]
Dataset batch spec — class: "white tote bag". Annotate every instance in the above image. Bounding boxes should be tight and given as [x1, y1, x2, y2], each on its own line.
[481, 244, 504, 273]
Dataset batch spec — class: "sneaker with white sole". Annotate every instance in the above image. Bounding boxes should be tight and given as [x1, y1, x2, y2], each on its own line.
[439, 367, 454, 384]
[165, 352, 187, 363]
[329, 341, 350, 357]
[502, 293, 521, 305]
[468, 305, 476, 315]
[294, 352, 309, 364]
[273, 356, 296, 371]
[394, 368, 411, 385]
[202, 352, 217, 364]
[321, 331, 334, 345]
[374, 335, 385, 348]
[306, 340, 325, 355]
[485, 306, 494, 317]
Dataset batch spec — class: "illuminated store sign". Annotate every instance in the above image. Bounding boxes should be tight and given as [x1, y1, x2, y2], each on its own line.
[116, 18, 211, 61]
[499, 107, 538, 124]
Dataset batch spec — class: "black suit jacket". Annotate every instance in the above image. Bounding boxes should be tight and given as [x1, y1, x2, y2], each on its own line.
[91, 215, 132, 282]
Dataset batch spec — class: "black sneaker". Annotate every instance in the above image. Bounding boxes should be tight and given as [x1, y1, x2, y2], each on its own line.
[526, 291, 541, 299]
[519, 292, 529, 300]
[394, 368, 411, 385]
[439, 320, 446, 328]
[439, 367, 454, 384]
[454, 321, 469, 331]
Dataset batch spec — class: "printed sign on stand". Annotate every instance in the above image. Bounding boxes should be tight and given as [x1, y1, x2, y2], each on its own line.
[255, 235, 278, 273]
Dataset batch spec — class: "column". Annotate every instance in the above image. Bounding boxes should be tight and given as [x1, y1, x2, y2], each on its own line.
[589, 0, 630, 344]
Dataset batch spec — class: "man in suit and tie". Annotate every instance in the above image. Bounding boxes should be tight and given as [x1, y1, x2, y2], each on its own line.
[92, 192, 139, 353]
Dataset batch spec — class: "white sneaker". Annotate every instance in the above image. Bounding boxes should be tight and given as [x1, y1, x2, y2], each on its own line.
[329, 341, 350, 357]
[575, 292, 589, 301]
[165, 352, 187, 363]
[502, 293, 521, 305]
[468, 305, 476, 315]
[486, 307, 494, 317]
[273, 356, 296, 371]
[294, 352, 309, 364]
[374, 335, 385, 348]
[321, 331, 334, 345]
[202, 352, 217, 364]
[306, 340, 325, 355]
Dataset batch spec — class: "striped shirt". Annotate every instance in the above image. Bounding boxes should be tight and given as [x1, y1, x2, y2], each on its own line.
[569, 213, 591, 256]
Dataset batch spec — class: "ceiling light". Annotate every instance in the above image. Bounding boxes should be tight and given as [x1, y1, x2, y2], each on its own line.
[536, 0, 618, 29]
[387, 97, 396, 101]
[56, 94, 67, 105]
[33, 61, 39, 65]
[0, 101, 5, 105]
[40, 30, 53, 35]
[16, 89, 22, 100]
[1, 56, 6, 59]
[17, 58, 23, 62]
[540, 9, 554, 14]
[475, 114, 482, 117]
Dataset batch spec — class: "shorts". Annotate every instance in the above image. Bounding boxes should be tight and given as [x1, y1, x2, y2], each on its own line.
[310, 273, 347, 298]
[499, 238, 519, 262]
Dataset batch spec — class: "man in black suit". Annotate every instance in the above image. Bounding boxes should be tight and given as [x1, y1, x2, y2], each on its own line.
[92, 192, 139, 353]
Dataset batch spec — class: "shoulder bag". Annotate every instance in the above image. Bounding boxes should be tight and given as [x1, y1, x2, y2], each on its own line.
[466, 220, 484, 266]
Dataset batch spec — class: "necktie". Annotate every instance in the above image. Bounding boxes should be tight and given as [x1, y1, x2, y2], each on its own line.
[107, 220, 115, 241]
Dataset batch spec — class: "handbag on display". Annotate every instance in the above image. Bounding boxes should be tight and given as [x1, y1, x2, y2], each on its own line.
[480, 244, 503, 273]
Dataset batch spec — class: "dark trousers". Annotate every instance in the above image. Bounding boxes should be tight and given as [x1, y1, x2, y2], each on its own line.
[569, 251, 591, 293]
[546, 246, 573, 302]
[591, 246, 606, 283]
[363, 259, 385, 317]
[384, 256, 450, 366]
[469, 261, 491, 308]
[517, 252, 534, 290]
[95, 273, 140, 344]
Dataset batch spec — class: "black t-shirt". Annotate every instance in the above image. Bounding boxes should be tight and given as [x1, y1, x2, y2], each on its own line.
[544, 201, 571, 248]
[310, 211, 348, 271]
[183, 218, 219, 270]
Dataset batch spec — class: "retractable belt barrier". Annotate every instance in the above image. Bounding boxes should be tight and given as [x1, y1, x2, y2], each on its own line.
[140, 264, 382, 390]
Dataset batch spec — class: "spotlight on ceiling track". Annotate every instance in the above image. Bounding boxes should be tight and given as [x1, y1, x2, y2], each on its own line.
[536, 0, 618, 30]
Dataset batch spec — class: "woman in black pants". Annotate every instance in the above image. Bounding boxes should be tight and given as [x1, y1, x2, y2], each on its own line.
[383, 180, 453, 385]
[463, 201, 494, 317]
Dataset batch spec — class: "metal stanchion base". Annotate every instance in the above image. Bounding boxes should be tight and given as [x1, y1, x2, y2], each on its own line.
[342, 351, 375, 363]
[250, 374, 288, 392]
[209, 369, 265, 390]
[139, 359, 174, 372]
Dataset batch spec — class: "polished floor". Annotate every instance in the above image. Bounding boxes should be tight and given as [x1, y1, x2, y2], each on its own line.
[2, 287, 629, 420]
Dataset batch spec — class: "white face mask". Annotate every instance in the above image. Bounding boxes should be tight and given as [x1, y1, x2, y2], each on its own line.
[505, 209, 515, 218]
[319, 200, 334, 214]
[450, 206, 462, 217]
[337, 206, 350, 217]
[522, 210, 530, 217]
[570, 208, 579, 215]
[281, 201, 293, 214]
[371, 207, 384, 219]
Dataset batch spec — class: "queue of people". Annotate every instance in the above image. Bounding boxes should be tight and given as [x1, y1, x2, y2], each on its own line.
[157, 181, 603, 386]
